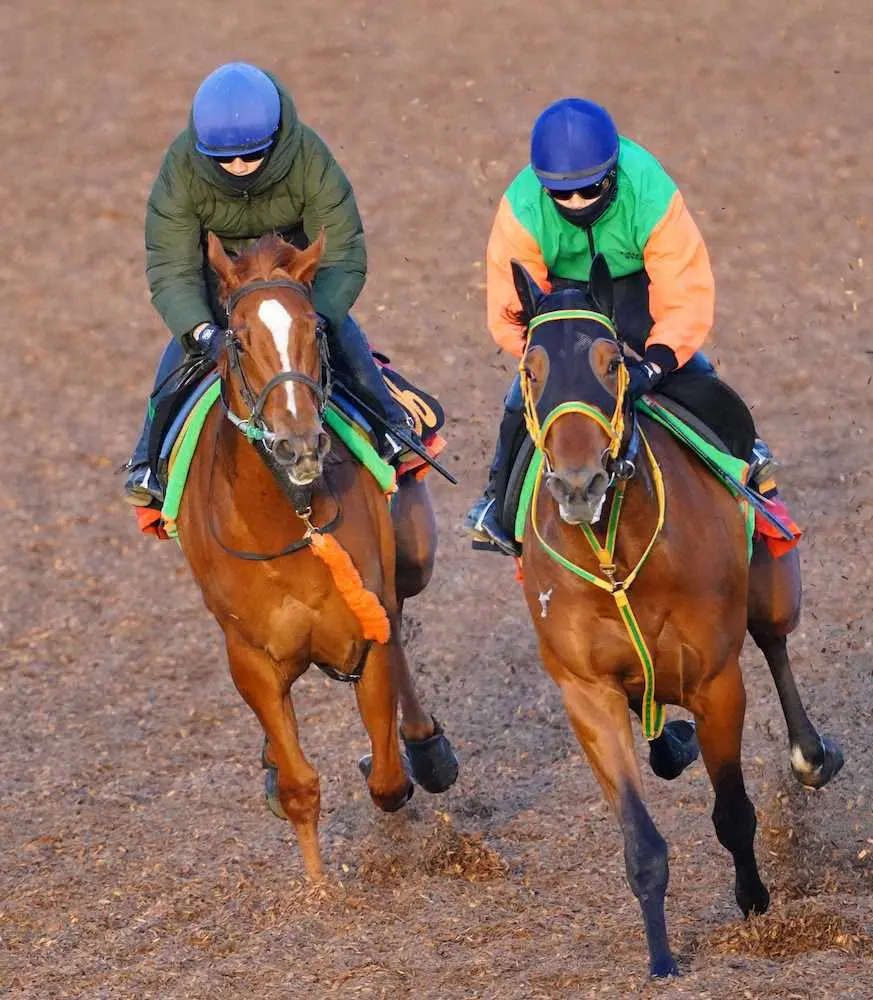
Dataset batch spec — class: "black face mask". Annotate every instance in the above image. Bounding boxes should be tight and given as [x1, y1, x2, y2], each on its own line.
[553, 175, 619, 230]
[209, 151, 271, 192]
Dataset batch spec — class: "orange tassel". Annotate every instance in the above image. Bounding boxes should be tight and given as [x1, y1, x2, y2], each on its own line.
[309, 532, 391, 643]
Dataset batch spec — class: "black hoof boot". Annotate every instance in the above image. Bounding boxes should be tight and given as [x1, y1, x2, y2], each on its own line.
[357, 752, 414, 811]
[649, 720, 699, 780]
[401, 717, 459, 793]
[791, 735, 845, 789]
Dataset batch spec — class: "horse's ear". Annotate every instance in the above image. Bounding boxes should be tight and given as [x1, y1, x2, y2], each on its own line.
[588, 253, 614, 321]
[207, 232, 240, 293]
[511, 260, 545, 327]
[292, 228, 326, 286]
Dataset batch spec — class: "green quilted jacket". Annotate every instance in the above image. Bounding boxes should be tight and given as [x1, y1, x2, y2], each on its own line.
[144, 73, 366, 340]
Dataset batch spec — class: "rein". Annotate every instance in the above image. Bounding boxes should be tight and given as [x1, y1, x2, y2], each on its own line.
[519, 307, 666, 739]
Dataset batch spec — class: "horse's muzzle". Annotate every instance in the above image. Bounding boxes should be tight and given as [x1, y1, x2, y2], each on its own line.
[271, 431, 331, 486]
[545, 466, 610, 525]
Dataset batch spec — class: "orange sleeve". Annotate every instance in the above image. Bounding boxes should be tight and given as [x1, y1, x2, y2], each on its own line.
[486, 196, 551, 357]
[642, 190, 715, 367]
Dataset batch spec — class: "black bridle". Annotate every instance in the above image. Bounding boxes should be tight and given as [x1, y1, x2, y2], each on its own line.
[221, 278, 331, 446]
[206, 276, 340, 562]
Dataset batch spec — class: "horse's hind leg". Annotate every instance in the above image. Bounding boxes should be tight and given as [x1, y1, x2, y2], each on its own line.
[390, 475, 436, 739]
[692, 663, 769, 918]
[748, 540, 844, 788]
[384, 476, 459, 792]
[224, 627, 324, 880]
[354, 639, 414, 812]
[546, 653, 677, 978]
[393, 475, 437, 603]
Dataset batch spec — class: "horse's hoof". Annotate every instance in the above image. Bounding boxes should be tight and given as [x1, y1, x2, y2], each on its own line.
[263, 766, 289, 820]
[737, 879, 770, 918]
[357, 753, 415, 811]
[791, 736, 845, 789]
[649, 955, 679, 979]
[402, 718, 459, 793]
[648, 720, 699, 781]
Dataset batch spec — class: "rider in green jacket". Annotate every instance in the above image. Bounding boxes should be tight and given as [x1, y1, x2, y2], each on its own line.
[123, 62, 417, 505]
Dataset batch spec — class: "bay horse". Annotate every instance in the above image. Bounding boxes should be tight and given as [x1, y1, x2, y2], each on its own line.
[175, 232, 458, 880]
[512, 256, 843, 977]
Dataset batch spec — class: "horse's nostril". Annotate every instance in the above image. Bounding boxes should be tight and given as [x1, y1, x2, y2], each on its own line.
[272, 437, 297, 464]
[584, 472, 609, 501]
[546, 474, 571, 504]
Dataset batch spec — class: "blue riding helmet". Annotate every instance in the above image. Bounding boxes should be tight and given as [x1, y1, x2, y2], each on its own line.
[530, 98, 619, 191]
[192, 62, 281, 157]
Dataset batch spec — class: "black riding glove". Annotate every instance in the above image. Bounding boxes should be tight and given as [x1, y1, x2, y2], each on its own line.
[188, 323, 225, 363]
[625, 344, 678, 401]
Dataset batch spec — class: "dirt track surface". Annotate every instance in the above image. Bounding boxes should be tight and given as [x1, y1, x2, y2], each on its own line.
[2, 2, 872, 998]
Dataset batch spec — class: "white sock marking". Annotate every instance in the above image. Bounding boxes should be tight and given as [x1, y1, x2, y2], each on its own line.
[257, 299, 297, 417]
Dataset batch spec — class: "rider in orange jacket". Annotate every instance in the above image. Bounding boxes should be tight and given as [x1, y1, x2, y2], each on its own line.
[465, 98, 777, 554]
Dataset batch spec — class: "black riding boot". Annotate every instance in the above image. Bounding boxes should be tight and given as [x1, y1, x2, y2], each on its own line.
[748, 438, 780, 497]
[329, 316, 422, 462]
[463, 375, 524, 556]
[121, 338, 188, 506]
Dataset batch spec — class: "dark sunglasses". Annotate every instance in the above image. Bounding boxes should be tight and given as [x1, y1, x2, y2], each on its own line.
[213, 149, 267, 164]
[547, 174, 613, 202]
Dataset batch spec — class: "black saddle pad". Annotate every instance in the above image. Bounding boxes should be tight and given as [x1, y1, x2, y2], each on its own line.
[373, 354, 445, 438]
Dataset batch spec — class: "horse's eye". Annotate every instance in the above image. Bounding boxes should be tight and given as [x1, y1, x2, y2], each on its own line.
[606, 357, 620, 376]
[523, 366, 536, 384]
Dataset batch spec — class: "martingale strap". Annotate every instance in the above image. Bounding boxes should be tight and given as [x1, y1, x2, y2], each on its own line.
[520, 306, 666, 740]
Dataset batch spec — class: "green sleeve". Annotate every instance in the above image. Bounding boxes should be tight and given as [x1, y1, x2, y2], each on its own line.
[144, 148, 214, 342]
[299, 128, 367, 331]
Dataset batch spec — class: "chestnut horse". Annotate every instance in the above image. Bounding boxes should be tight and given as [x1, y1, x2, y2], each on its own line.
[512, 257, 842, 977]
[175, 232, 457, 879]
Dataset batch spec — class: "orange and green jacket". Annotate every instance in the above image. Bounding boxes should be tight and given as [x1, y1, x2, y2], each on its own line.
[487, 137, 714, 366]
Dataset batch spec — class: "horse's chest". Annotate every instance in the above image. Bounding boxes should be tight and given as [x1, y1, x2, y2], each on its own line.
[214, 570, 365, 669]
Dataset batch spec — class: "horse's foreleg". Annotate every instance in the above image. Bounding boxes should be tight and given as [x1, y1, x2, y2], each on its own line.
[545, 651, 677, 979]
[748, 542, 844, 788]
[224, 627, 324, 880]
[692, 663, 769, 918]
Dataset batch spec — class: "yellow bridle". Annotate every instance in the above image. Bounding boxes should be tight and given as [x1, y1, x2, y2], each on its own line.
[518, 308, 666, 740]
[520, 309, 629, 466]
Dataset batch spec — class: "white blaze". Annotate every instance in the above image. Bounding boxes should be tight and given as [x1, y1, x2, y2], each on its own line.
[257, 299, 297, 417]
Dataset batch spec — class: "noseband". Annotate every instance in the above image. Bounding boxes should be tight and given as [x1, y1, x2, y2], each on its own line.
[221, 278, 331, 445]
